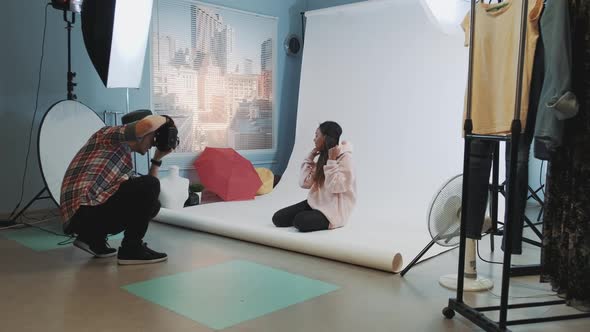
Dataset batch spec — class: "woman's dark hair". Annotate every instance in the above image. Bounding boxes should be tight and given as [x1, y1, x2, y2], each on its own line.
[314, 121, 342, 185]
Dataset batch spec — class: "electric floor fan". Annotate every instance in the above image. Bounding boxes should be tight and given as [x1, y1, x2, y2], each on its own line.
[431, 174, 493, 291]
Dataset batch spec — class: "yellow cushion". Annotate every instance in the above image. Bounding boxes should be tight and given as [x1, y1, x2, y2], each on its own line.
[255, 167, 274, 195]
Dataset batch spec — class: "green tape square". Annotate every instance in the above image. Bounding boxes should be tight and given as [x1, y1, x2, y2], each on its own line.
[122, 260, 339, 329]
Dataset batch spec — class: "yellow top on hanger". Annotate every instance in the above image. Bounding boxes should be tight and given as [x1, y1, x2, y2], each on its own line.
[462, 0, 543, 135]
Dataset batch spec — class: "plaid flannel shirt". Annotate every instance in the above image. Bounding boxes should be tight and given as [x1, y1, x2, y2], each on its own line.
[60, 125, 135, 224]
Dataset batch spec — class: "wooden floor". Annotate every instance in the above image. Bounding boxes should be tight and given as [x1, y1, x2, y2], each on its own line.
[1, 206, 588, 332]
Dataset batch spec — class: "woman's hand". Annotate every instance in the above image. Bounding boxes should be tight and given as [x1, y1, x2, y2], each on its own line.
[328, 146, 341, 160]
[309, 148, 320, 159]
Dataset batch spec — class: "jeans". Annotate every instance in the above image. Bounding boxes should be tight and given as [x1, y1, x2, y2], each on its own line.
[465, 134, 533, 255]
[67, 175, 161, 248]
[272, 200, 330, 233]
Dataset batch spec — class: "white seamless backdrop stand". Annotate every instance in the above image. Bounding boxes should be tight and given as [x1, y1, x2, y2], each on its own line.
[155, 0, 468, 273]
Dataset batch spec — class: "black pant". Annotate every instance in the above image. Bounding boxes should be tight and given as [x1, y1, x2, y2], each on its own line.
[465, 137, 532, 255]
[67, 175, 161, 248]
[272, 200, 330, 233]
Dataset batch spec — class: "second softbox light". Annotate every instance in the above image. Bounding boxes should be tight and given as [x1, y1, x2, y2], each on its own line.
[81, 0, 153, 88]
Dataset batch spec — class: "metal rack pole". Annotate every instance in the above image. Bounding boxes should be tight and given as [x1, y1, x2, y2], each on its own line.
[441, 0, 590, 330]
[455, 0, 478, 305]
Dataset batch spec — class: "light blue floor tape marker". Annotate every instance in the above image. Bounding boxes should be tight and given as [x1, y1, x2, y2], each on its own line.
[122, 260, 339, 329]
[1, 221, 123, 252]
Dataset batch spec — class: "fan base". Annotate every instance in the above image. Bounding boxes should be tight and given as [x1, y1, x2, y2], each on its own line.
[439, 274, 494, 292]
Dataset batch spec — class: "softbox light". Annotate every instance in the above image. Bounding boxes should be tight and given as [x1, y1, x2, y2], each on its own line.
[420, 0, 470, 34]
[81, 0, 153, 88]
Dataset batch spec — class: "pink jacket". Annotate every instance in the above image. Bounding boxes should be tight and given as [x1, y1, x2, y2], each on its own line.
[299, 141, 356, 229]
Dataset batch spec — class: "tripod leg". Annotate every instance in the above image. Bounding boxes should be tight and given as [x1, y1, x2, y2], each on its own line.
[524, 215, 543, 240]
[400, 237, 438, 277]
[8, 188, 49, 221]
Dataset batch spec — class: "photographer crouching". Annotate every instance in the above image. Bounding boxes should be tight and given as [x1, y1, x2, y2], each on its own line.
[60, 110, 179, 265]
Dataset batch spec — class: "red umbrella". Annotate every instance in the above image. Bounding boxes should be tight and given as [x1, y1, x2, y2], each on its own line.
[193, 147, 262, 201]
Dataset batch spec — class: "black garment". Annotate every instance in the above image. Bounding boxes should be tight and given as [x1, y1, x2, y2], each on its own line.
[68, 175, 161, 248]
[541, 0, 590, 307]
[272, 200, 330, 233]
[465, 127, 534, 255]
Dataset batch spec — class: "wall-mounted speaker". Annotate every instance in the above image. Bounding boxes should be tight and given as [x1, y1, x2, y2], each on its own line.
[284, 34, 303, 56]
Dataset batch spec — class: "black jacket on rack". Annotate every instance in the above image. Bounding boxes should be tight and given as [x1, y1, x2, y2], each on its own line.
[541, 0, 590, 309]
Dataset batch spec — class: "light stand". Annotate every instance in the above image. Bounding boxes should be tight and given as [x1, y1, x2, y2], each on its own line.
[1, 4, 80, 227]
[64, 10, 77, 100]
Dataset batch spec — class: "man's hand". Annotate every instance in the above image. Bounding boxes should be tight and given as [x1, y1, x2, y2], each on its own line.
[153, 148, 173, 162]
[328, 146, 341, 160]
[149, 147, 173, 177]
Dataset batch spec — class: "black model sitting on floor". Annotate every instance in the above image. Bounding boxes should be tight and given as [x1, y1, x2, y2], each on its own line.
[272, 121, 356, 232]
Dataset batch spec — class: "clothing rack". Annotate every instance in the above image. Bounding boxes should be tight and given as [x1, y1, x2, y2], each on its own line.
[486, 142, 543, 277]
[442, 1, 590, 330]
[400, 139, 543, 278]
[487, 144, 544, 255]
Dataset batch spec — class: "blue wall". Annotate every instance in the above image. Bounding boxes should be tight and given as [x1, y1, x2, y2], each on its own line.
[0, 0, 301, 214]
[1, 0, 548, 218]
[304, 0, 365, 11]
[0, 0, 366, 214]
[0, 3, 75, 214]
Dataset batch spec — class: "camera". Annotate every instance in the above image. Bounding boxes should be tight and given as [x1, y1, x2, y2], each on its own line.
[154, 115, 179, 151]
[121, 110, 179, 151]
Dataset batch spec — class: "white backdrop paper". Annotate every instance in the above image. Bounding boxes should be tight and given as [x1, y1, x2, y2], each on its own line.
[156, 0, 468, 272]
